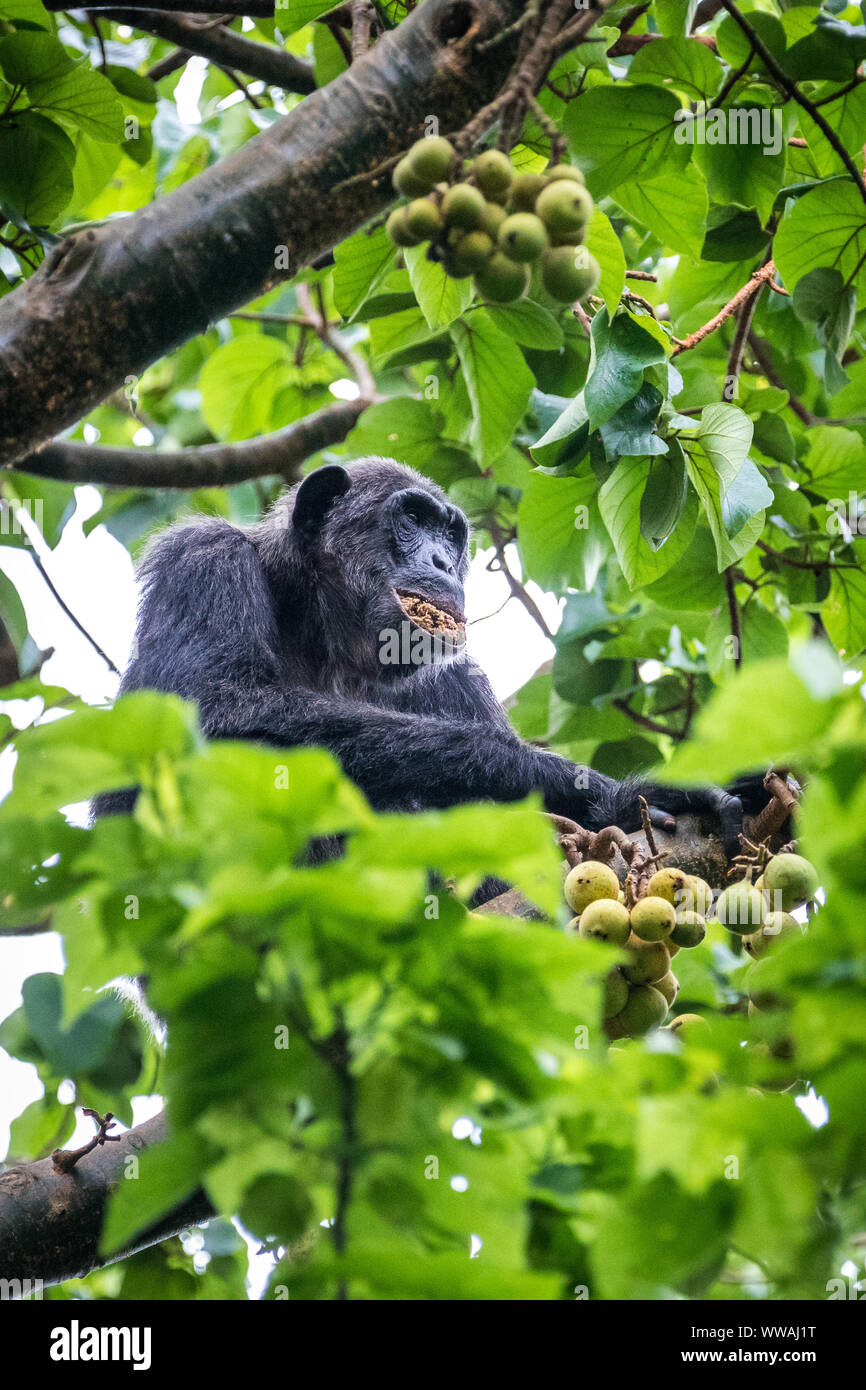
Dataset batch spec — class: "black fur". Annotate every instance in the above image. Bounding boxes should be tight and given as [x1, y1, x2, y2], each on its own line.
[96, 458, 762, 851]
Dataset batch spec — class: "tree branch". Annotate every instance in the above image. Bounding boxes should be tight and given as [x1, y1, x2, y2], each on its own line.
[98, 10, 316, 92]
[27, 547, 121, 673]
[0, 0, 531, 466]
[50, 0, 275, 13]
[724, 566, 743, 668]
[671, 260, 779, 357]
[0, 1112, 213, 1286]
[11, 397, 368, 489]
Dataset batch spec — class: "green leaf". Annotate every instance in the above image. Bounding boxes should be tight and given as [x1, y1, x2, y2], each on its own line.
[333, 223, 396, 321]
[617, 161, 709, 259]
[600, 381, 667, 458]
[486, 300, 564, 350]
[774, 181, 866, 296]
[664, 660, 838, 784]
[199, 337, 290, 441]
[564, 84, 690, 196]
[517, 470, 610, 592]
[584, 206, 626, 315]
[279, 1, 339, 36]
[404, 244, 474, 330]
[344, 397, 442, 471]
[628, 36, 723, 102]
[823, 568, 866, 658]
[599, 456, 698, 589]
[803, 425, 866, 497]
[679, 404, 770, 568]
[0, 111, 73, 224]
[0, 31, 125, 142]
[585, 309, 668, 431]
[450, 311, 534, 466]
[693, 106, 786, 223]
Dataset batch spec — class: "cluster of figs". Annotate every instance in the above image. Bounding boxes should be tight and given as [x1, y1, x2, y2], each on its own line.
[386, 136, 601, 304]
[565, 850, 819, 1041]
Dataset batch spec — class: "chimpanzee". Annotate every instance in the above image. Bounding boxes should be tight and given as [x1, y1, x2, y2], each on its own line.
[100, 457, 764, 847]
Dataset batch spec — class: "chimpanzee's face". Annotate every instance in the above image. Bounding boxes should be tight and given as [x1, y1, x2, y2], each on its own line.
[379, 486, 469, 664]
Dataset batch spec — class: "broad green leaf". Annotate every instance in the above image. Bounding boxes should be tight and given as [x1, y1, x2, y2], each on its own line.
[803, 425, 866, 498]
[404, 244, 473, 330]
[0, 112, 73, 224]
[679, 404, 770, 568]
[664, 660, 838, 783]
[775, 181, 866, 296]
[823, 567, 866, 657]
[199, 337, 291, 441]
[694, 105, 786, 222]
[450, 311, 534, 466]
[585, 309, 668, 431]
[564, 85, 690, 196]
[333, 223, 396, 321]
[344, 397, 442, 471]
[279, 1, 339, 36]
[617, 161, 709, 259]
[599, 456, 698, 589]
[486, 300, 564, 350]
[628, 36, 723, 101]
[517, 470, 610, 592]
[584, 207, 626, 315]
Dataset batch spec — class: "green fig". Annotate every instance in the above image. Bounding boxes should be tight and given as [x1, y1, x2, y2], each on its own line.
[441, 182, 486, 230]
[714, 881, 765, 935]
[603, 967, 629, 1018]
[671, 910, 706, 950]
[498, 212, 548, 262]
[509, 172, 548, 212]
[629, 895, 676, 942]
[473, 148, 514, 200]
[564, 860, 620, 915]
[545, 163, 586, 186]
[578, 898, 631, 946]
[646, 868, 688, 906]
[541, 246, 601, 302]
[623, 935, 670, 985]
[447, 230, 493, 275]
[475, 254, 529, 301]
[654, 971, 680, 1007]
[536, 179, 594, 235]
[743, 910, 801, 958]
[616, 984, 668, 1036]
[478, 200, 508, 239]
[407, 135, 454, 187]
[386, 206, 421, 247]
[762, 853, 819, 911]
[394, 156, 432, 198]
[405, 197, 443, 240]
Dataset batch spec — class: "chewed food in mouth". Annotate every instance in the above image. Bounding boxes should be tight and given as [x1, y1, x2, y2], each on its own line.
[397, 591, 466, 638]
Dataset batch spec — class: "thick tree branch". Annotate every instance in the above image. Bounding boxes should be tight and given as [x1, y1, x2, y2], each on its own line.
[12, 397, 367, 489]
[0, 1113, 213, 1286]
[99, 10, 316, 92]
[0, 0, 530, 466]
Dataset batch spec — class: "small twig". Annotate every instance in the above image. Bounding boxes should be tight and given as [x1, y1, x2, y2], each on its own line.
[85, 11, 107, 67]
[52, 1110, 121, 1174]
[23, 539, 120, 675]
[217, 65, 262, 107]
[612, 697, 684, 742]
[350, 0, 375, 61]
[297, 283, 376, 402]
[671, 261, 779, 357]
[625, 269, 657, 283]
[724, 567, 742, 668]
[488, 525, 553, 640]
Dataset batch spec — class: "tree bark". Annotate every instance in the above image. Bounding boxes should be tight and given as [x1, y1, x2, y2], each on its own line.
[0, 1113, 213, 1286]
[98, 11, 316, 92]
[0, 0, 528, 467]
[14, 396, 367, 489]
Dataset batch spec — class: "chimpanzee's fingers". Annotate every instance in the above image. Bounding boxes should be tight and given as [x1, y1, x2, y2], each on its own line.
[648, 806, 677, 832]
[716, 792, 745, 858]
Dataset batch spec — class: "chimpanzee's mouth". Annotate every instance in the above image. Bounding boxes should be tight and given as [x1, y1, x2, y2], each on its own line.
[395, 590, 466, 638]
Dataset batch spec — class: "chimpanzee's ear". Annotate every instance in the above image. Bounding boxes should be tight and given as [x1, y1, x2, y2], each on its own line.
[292, 465, 351, 539]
